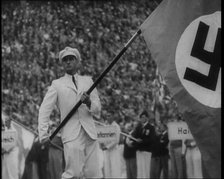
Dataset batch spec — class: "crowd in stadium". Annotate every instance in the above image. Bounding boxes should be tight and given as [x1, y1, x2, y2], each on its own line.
[2, 0, 172, 130]
[2, 1, 206, 179]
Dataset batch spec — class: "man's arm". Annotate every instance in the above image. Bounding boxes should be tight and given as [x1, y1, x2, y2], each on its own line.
[160, 131, 169, 147]
[130, 122, 143, 147]
[38, 82, 58, 143]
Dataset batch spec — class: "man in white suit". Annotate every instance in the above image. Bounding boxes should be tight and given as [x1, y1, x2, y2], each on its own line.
[38, 47, 101, 179]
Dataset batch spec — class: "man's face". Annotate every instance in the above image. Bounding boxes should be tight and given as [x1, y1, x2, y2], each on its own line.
[62, 55, 80, 75]
[107, 117, 114, 124]
[140, 114, 148, 124]
[126, 123, 133, 132]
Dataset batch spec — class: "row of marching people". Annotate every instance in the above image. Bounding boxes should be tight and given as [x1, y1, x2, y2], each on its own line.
[2, 110, 202, 179]
[101, 110, 170, 179]
[101, 110, 203, 179]
[123, 110, 169, 179]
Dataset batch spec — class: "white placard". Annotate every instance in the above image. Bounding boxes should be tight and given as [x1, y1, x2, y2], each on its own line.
[96, 125, 117, 143]
[2, 130, 17, 151]
[167, 121, 193, 140]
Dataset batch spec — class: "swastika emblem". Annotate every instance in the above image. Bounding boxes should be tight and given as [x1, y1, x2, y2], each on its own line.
[175, 12, 221, 108]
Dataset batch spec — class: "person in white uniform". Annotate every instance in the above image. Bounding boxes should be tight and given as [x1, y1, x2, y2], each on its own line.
[184, 139, 203, 178]
[38, 46, 101, 179]
[101, 118, 121, 178]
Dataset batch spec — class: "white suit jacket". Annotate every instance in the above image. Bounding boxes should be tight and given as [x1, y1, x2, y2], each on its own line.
[38, 73, 101, 143]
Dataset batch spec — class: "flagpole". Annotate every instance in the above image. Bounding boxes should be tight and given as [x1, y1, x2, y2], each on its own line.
[50, 29, 142, 141]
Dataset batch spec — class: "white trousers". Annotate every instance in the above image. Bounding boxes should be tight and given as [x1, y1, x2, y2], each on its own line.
[185, 146, 203, 178]
[2, 147, 19, 179]
[98, 147, 104, 178]
[118, 144, 127, 178]
[103, 146, 122, 178]
[62, 127, 100, 179]
[136, 151, 152, 179]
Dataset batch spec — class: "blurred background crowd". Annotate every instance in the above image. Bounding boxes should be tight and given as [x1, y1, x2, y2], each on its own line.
[2, 0, 179, 132]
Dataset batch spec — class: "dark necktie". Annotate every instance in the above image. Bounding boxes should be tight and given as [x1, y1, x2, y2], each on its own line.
[72, 75, 78, 90]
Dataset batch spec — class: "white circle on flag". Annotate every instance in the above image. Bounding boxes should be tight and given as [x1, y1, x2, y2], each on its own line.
[175, 11, 221, 108]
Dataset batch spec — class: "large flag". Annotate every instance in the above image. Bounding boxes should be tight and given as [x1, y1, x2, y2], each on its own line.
[140, 0, 221, 178]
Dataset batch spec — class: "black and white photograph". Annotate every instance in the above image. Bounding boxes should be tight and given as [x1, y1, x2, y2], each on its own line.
[2, 0, 221, 179]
